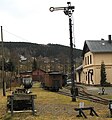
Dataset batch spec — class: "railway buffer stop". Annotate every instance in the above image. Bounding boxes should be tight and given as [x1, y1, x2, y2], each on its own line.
[109, 100, 112, 117]
[7, 93, 37, 115]
[74, 102, 99, 118]
[7, 75, 37, 115]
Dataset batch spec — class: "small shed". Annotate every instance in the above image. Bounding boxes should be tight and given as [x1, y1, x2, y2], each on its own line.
[32, 69, 46, 82]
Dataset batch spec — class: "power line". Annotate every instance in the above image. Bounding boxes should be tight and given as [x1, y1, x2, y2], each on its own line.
[3, 29, 30, 42]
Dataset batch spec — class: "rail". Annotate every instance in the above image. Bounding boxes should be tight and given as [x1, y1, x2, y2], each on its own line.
[58, 86, 109, 105]
[78, 90, 109, 105]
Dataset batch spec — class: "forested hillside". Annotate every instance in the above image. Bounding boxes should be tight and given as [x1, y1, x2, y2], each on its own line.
[0, 42, 82, 88]
[1, 42, 82, 59]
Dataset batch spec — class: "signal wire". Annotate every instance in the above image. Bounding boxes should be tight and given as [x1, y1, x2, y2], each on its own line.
[3, 29, 29, 42]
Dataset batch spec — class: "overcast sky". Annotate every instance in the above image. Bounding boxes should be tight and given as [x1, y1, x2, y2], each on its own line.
[0, 0, 112, 49]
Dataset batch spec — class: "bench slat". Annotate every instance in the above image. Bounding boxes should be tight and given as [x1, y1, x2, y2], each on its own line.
[75, 107, 93, 111]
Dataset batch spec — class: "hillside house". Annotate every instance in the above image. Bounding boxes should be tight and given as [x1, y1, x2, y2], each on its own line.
[32, 69, 46, 82]
[76, 35, 112, 85]
[20, 71, 32, 77]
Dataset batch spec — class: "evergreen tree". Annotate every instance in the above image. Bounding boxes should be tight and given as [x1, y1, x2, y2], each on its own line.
[32, 58, 37, 71]
[7, 59, 15, 72]
[100, 61, 107, 86]
[0, 59, 15, 72]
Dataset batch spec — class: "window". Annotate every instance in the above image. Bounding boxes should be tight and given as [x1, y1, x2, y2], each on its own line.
[85, 57, 87, 65]
[86, 72, 87, 81]
[85, 55, 92, 65]
[88, 56, 89, 64]
[90, 55, 92, 64]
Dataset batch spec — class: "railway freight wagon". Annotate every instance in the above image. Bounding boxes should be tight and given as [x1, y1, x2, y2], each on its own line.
[42, 71, 63, 91]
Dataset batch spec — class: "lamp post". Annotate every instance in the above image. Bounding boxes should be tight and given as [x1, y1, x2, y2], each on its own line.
[50, 2, 76, 101]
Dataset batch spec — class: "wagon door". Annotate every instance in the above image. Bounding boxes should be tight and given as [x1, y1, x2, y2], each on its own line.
[53, 79, 60, 91]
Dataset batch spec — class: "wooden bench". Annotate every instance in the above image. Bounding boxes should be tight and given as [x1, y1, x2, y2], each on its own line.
[7, 94, 37, 115]
[74, 107, 99, 118]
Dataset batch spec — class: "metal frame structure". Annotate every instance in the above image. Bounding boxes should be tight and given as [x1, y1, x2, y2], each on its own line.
[49, 2, 76, 101]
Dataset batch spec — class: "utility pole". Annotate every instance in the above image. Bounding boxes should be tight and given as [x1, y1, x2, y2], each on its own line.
[1, 26, 6, 96]
[50, 2, 76, 101]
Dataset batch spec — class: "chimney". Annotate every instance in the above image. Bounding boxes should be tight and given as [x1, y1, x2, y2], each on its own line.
[101, 38, 104, 41]
[101, 38, 105, 45]
[108, 35, 111, 43]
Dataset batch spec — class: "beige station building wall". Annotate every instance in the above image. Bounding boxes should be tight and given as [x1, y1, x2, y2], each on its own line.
[76, 51, 112, 85]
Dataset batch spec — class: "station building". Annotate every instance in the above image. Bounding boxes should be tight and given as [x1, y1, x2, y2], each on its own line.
[76, 35, 112, 85]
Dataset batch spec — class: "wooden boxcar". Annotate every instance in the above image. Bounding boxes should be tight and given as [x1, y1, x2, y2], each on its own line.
[42, 71, 63, 91]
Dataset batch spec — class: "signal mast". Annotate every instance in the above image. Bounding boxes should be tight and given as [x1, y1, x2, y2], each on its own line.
[49, 2, 76, 101]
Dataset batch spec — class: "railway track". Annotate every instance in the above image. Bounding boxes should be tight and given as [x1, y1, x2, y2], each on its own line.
[58, 86, 109, 105]
[78, 90, 109, 105]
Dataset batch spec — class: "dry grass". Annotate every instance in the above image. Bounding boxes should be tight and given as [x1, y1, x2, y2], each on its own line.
[0, 83, 112, 120]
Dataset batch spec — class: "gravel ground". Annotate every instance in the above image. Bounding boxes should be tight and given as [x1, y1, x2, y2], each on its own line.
[35, 102, 109, 118]
[36, 103, 75, 116]
[1, 83, 112, 120]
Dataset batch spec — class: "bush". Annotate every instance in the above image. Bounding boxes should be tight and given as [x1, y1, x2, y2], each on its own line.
[103, 82, 111, 87]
